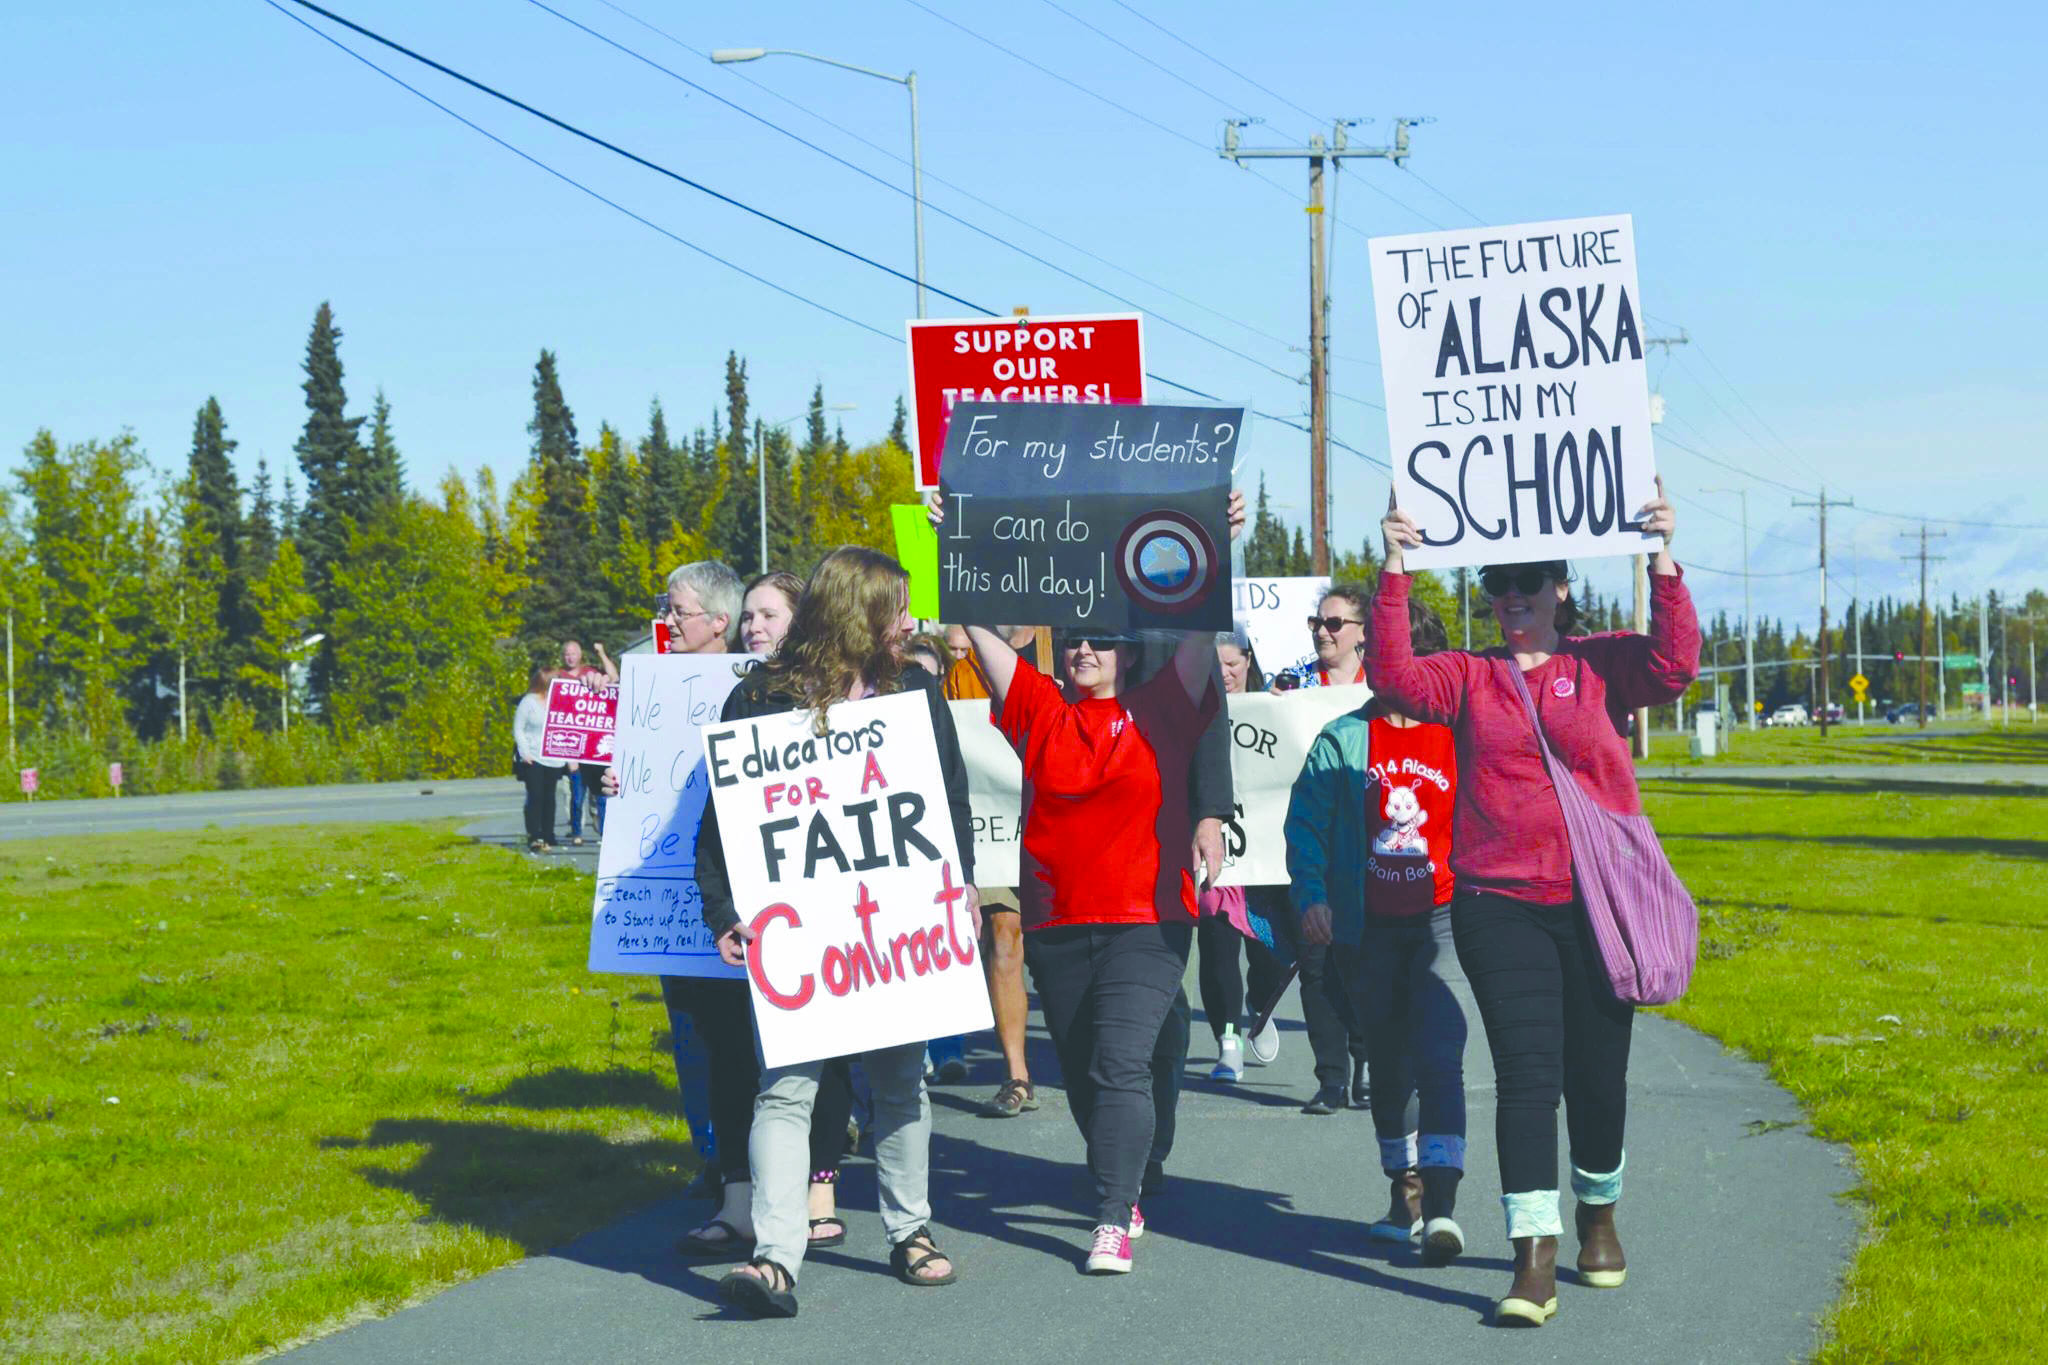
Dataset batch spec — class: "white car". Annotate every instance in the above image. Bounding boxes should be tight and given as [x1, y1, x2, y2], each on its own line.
[1765, 704, 1810, 728]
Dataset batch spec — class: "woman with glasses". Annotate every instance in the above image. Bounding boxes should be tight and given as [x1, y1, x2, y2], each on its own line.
[1368, 485, 1697, 1327]
[934, 491, 1244, 1276]
[697, 547, 979, 1318]
[1300, 590, 1372, 689]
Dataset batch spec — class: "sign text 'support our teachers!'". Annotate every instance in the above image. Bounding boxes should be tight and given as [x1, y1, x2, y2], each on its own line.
[1368, 214, 1662, 571]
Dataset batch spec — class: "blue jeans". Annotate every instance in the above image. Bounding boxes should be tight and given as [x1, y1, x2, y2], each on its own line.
[1335, 904, 1471, 1171]
[667, 999, 716, 1165]
[567, 768, 586, 839]
[927, 1034, 966, 1070]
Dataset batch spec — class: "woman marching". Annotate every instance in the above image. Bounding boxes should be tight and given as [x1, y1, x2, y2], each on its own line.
[1287, 595, 1471, 1262]
[696, 547, 980, 1318]
[1367, 483, 1697, 1326]
[937, 491, 1244, 1275]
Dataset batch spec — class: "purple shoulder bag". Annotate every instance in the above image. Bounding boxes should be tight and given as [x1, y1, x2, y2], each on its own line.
[1504, 661, 1697, 1005]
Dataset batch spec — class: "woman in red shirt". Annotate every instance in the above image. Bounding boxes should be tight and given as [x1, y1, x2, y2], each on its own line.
[1367, 484, 1696, 1327]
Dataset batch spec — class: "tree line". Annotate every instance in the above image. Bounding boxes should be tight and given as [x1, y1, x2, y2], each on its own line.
[1, 302, 916, 797]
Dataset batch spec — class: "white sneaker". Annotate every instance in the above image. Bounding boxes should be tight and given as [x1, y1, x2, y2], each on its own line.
[1246, 1019, 1280, 1066]
[1085, 1223, 1133, 1273]
[1209, 1029, 1245, 1081]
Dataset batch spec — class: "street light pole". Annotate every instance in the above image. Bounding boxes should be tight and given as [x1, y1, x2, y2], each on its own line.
[711, 48, 924, 318]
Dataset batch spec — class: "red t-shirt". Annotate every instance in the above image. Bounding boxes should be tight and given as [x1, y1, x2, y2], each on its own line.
[1364, 714, 1457, 917]
[999, 658, 1218, 930]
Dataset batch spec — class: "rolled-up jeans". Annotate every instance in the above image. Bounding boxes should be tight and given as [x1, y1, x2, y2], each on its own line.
[750, 1039, 931, 1281]
[1334, 904, 1471, 1171]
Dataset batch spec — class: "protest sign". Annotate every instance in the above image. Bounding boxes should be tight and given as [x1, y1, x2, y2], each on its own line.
[588, 653, 757, 978]
[543, 677, 620, 765]
[1368, 214, 1662, 570]
[951, 688, 1358, 888]
[703, 691, 992, 1067]
[1233, 575, 1330, 683]
[937, 401, 1239, 632]
[20, 768, 37, 798]
[889, 503, 941, 619]
[107, 762, 124, 793]
[906, 312, 1145, 489]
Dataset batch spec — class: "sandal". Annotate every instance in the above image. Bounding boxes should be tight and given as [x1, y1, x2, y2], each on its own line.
[980, 1078, 1038, 1118]
[890, 1225, 959, 1287]
[719, 1258, 798, 1318]
[807, 1216, 847, 1248]
[676, 1218, 755, 1261]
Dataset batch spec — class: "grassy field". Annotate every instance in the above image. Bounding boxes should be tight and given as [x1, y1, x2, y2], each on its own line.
[1644, 776, 2045, 1361]
[4, 780, 2043, 1361]
[0, 824, 691, 1364]
[1645, 717, 2048, 767]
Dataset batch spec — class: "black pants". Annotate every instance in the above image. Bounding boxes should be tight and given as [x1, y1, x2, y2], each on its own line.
[1298, 941, 1367, 1089]
[1025, 919, 1192, 1227]
[1196, 913, 1289, 1043]
[1452, 889, 1634, 1195]
[660, 975, 759, 1184]
[519, 763, 559, 844]
[1149, 987, 1191, 1168]
[811, 1057, 855, 1178]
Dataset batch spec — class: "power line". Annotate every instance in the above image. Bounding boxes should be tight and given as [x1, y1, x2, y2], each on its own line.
[1655, 430, 1813, 499]
[573, 0, 1352, 367]
[260, 0, 895, 341]
[1105, 0, 1324, 131]
[270, 0, 1362, 473]
[1672, 352, 1828, 488]
[1033, 0, 1246, 115]
[1398, 165, 1487, 226]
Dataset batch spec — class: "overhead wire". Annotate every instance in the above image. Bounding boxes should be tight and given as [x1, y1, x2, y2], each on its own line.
[1105, 0, 1325, 132]
[1031, 0, 1249, 116]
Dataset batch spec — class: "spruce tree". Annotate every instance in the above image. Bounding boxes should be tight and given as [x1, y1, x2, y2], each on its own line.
[185, 397, 245, 673]
[640, 398, 684, 553]
[889, 395, 908, 452]
[292, 301, 365, 610]
[518, 349, 606, 647]
[245, 459, 278, 576]
[361, 388, 405, 512]
[796, 383, 831, 566]
[708, 354, 756, 573]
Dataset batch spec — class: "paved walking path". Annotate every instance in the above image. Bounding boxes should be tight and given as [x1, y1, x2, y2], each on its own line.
[1636, 761, 2048, 789]
[271, 803, 1860, 1363]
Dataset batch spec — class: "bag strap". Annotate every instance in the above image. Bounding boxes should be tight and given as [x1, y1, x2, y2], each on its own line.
[1504, 659, 1573, 790]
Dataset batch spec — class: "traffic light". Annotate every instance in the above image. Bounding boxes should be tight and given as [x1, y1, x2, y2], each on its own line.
[1893, 650, 1905, 662]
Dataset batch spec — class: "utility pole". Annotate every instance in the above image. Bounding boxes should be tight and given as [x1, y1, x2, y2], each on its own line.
[1221, 117, 1419, 574]
[1899, 525, 1946, 730]
[1792, 489, 1849, 737]
[1640, 330, 1689, 752]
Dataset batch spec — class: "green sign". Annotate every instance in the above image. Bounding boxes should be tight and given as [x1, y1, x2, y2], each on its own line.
[1960, 682, 1987, 696]
[1944, 653, 1979, 669]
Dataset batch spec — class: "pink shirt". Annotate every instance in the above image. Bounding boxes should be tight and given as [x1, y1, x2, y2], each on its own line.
[1364, 570, 1700, 905]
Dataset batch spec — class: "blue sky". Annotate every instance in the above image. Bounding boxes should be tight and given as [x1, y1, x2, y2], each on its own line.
[7, 0, 2044, 629]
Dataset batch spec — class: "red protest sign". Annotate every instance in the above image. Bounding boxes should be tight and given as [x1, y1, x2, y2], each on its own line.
[542, 677, 621, 764]
[905, 312, 1146, 489]
[19, 768, 36, 796]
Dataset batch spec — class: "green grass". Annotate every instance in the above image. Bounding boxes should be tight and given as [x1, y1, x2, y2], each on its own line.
[1644, 718, 2048, 767]
[1647, 778, 2046, 1361]
[0, 823, 692, 1364]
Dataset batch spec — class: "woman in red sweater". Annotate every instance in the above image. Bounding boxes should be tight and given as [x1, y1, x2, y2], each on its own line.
[1367, 483, 1696, 1327]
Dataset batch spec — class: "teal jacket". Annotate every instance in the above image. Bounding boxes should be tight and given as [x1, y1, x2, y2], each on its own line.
[1284, 701, 1376, 947]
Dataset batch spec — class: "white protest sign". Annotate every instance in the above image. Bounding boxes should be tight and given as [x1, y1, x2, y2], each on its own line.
[587, 653, 757, 978]
[1369, 214, 1661, 570]
[1215, 688, 1363, 884]
[703, 691, 993, 1068]
[1233, 576, 1329, 684]
[951, 689, 1361, 888]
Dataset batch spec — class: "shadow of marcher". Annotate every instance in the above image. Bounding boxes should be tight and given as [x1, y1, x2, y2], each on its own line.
[466, 1066, 675, 1114]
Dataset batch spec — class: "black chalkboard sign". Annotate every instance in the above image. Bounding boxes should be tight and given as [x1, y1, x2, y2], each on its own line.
[936, 401, 1240, 631]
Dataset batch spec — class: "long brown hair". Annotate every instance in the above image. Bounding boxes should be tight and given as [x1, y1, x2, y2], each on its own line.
[756, 546, 909, 732]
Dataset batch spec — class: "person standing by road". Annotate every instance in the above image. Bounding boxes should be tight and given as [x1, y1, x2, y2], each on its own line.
[1288, 596, 1471, 1264]
[512, 663, 565, 852]
[1368, 483, 1696, 1326]
[697, 546, 980, 1317]
[559, 640, 616, 843]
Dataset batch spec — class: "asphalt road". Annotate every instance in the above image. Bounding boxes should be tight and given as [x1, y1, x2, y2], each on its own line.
[0, 776, 516, 840]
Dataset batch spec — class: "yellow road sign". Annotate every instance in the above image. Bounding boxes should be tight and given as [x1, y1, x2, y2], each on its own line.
[1849, 673, 1869, 700]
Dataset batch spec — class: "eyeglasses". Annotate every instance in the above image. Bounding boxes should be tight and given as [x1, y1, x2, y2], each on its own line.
[1480, 567, 1553, 598]
[1306, 615, 1363, 636]
[662, 604, 711, 624]
[1062, 635, 1135, 653]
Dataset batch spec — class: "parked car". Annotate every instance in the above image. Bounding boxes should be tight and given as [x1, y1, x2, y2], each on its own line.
[1765, 704, 1810, 728]
[1816, 703, 1845, 723]
[1886, 702, 1935, 724]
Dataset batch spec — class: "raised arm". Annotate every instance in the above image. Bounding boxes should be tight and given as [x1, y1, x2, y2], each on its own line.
[964, 626, 1021, 710]
[1170, 487, 1245, 704]
[1598, 477, 1700, 706]
[1366, 495, 1472, 723]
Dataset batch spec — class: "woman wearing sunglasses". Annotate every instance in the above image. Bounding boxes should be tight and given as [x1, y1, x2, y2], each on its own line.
[1368, 483, 1697, 1327]
[934, 491, 1244, 1275]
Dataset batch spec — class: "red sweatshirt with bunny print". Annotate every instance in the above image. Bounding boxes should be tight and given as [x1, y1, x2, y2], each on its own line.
[1363, 570, 1700, 906]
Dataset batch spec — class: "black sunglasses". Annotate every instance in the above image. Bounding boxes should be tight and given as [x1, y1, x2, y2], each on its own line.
[1061, 634, 1135, 653]
[1306, 615, 1363, 635]
[1481, 567, 1553, 598]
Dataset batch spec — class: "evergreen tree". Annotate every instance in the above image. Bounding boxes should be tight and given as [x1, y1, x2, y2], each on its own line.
[1243, 474, 1291, 576]
[244, 458, 279, 577]
[518, 349, 606, 647]
[795, 384, 831, 566]
[360, 388, 406, 512]
[240, 539, 318, 728]
[762, 421, 800, 571]
[707, 354, 755, 573]
[1287, 527, 1311, 575]
[280, 473, 298, 541]
[185, 398, 244, 691]
[889, 395, 908, 452]
[640, 398, 685, 555]
[588, 422, 656, 638]
[291, 301, 365, 610]
[165, 472, 228, 735]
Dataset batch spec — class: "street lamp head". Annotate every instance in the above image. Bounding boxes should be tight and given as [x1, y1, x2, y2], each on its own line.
[710, 48, 766, 63]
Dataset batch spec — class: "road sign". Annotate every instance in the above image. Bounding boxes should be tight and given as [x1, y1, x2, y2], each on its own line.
[1944, 653, 1979, 669]
[1960, 682, 1987, 697]
[1849, 673, 1869, 700]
